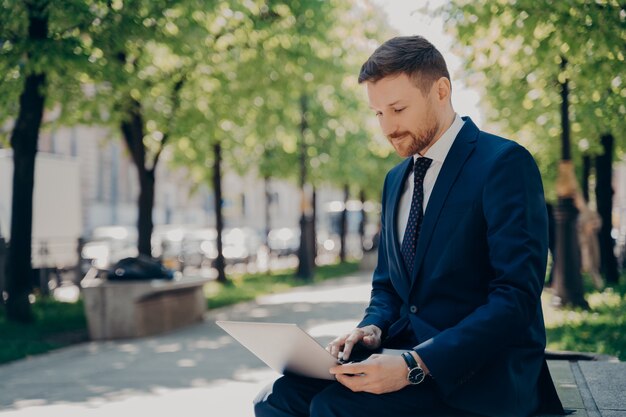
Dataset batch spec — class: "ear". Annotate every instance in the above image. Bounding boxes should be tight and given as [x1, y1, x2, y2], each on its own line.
[435, 77, 451, 102]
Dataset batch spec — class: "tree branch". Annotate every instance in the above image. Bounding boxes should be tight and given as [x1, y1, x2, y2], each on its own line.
[150, 73, 186, 171]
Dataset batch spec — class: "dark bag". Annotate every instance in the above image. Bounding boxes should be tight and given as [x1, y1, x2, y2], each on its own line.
[107, 255, 174, 281]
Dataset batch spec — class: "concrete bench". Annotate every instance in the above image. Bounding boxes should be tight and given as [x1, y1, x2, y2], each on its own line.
[81, 276, 211, 340]
[539, 359, 626, 417]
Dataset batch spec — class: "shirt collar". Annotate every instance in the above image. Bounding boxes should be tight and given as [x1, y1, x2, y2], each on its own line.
[414, 114, 465, 164]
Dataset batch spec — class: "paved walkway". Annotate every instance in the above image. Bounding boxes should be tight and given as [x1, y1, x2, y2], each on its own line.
[1, 269, 624, 417]
[0, 270, 374, 417]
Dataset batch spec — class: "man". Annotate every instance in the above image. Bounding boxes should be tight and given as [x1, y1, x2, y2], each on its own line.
[254, 36, 563, 417]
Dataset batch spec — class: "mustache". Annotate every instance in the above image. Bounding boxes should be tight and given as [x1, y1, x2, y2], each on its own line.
[388, 131, 413, 140]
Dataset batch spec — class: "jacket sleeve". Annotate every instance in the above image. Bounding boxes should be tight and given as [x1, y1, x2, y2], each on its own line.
[414, 144, 548, 396]
[357, 173, 403, 336]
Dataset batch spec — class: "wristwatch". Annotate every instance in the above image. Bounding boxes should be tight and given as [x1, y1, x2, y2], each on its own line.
[401, 351, 425, 385]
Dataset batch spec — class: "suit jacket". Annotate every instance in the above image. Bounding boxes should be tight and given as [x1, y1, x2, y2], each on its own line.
[358, 117, 563, 417]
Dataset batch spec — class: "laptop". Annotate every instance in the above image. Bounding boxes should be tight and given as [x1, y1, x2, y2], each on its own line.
[217, 320, 384, 380]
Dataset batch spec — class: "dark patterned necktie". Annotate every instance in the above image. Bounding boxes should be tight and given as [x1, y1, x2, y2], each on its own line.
[401, 157, 432, 276]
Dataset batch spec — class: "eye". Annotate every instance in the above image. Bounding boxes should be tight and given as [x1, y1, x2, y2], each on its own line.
[393, 107, 406, 113]
[374, 111, 382, 117]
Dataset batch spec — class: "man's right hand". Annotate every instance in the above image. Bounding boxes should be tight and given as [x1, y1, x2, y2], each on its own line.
[326, 325, 382, 361]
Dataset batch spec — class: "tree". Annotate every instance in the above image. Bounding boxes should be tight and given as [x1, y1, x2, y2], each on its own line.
[2, 0, 48, 322]
[81, 0, 205, 258]
[72, 1, 281, 284]
[441, 0, 625, 294]
[0, 0, 99, 321]
[442, 0, 624, 189]
[170, 0, 395, 276]
[246, 0, 394, 272]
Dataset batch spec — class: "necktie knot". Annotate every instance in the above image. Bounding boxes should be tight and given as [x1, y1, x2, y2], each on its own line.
[413, 157, 432, 183]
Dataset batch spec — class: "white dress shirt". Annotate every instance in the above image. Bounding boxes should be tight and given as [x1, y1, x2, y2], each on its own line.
[397, 114, 465, 245]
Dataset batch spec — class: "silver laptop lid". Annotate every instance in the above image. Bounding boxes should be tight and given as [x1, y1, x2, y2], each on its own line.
[216, 320, 338, 380]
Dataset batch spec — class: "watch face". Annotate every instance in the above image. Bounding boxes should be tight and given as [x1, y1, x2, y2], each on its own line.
[408, 367, 425, 385]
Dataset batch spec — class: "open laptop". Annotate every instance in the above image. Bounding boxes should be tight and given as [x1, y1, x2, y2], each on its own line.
[217, 320, 389, 380]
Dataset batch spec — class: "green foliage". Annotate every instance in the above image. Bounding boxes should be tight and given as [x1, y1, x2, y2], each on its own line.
[440, 1, 626, 199]
[0, 0, 100, 137]
[1, 0, 400, 199]
[0, 298, 87, 364]
[544, 281, 626, 360]
[165, 0, 399, 200]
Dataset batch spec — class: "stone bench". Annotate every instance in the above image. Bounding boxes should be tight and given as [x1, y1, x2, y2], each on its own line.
[81, 276, 211, 340]
[539, 358, 625, 417]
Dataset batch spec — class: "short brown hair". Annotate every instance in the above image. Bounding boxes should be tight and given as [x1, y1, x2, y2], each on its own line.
[358, 36, 450, 93]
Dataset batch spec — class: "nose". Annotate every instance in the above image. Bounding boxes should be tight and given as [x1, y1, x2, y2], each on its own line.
[379, 115, 397, 137]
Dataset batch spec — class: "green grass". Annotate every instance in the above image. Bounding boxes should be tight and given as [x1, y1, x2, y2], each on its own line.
[544, 280, 626, 360]
[0, 298, 88, 364]
[0, 261, 360, 365]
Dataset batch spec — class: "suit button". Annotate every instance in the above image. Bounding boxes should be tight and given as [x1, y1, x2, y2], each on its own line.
[410, 305, 418, 314]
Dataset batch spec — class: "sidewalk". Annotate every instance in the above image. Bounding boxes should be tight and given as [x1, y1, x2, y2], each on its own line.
[1, 269, 624, 417]
[0, 269, 374, 417]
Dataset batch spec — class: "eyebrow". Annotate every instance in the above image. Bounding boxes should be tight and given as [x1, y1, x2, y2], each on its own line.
[369, 100, 404, 110]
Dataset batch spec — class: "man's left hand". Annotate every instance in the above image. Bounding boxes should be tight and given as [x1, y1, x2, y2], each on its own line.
[329, 354, 409, 394]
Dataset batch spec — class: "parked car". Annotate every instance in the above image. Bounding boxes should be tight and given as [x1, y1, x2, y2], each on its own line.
[222, 227, 262, 265]
[180, 228, 218, 269]
[80, 226, 138, 273]
[268, 227, 300, 256]
[180, 227, 262, 269]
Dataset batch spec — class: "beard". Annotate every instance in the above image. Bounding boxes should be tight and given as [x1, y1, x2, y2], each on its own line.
[387, 115, 440, 158]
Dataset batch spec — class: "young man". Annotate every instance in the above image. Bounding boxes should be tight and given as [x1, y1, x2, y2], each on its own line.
[254, 36, 563, 417]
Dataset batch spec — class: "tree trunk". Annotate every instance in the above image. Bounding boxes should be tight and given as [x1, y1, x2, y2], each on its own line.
[119, 75, 183, 259]
[5, 1, 49, 322]
[581, 154, 591, 203]
[595, 133, 619, 284]
[264, 176, 271, 252]
[120, 99, 154, 257]
[213, 141, 227, 283]
[339, 184, 349, 263]
[552, 57, 587, 308]
[312, 186, 317, 259]
[296, 94, 314, 279]
[137, 170, 155, 256]
[359, 189, 366, 251]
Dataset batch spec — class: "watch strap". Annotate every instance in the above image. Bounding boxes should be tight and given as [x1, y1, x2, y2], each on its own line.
[401, 351, 418, 369]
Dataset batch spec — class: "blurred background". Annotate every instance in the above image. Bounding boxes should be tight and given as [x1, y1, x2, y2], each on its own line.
[0, 0, 625, 362]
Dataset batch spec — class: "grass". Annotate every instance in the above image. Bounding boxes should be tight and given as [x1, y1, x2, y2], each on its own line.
[0, 261, 360, 365]
[0, 298, 88, 365]
[543, 279, 626, 361]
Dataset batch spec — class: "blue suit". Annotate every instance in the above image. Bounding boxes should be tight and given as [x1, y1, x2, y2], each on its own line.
[358, 117, 562, 417]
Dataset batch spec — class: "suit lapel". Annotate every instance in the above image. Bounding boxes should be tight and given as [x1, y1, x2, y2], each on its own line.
[410, 118, 479, 284]
[389, 157, 414, 290]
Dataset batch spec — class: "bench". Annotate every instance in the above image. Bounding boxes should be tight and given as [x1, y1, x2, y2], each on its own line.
[540, 357, 625, 417]
[81, 275, 212, 340]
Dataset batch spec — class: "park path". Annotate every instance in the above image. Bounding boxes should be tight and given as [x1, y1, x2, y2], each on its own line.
[0, 269, 373, 417]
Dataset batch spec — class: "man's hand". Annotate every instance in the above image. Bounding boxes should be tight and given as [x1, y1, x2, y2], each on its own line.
[326, 325, 382, 361]
[329, 354, 409, 394]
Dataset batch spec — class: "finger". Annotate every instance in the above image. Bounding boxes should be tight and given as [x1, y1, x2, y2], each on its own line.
[329, 362, 362, 375]
[326, 337, 343, 357]
[334, 372, 366, 392]
[326, 337, 341, 355]
[362, 335, 376, 346]
[342, 331, 364, 360]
